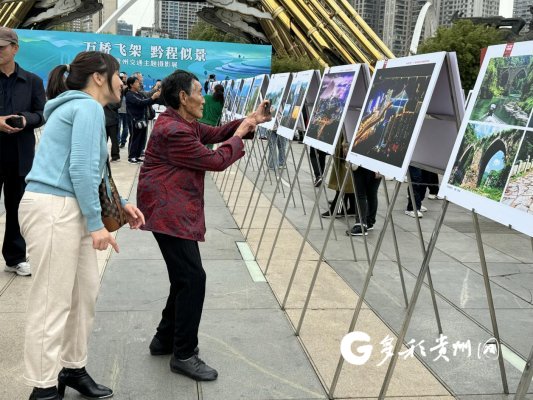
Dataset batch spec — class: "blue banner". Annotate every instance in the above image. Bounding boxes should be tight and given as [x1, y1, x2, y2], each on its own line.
[15, 29, 271, 90]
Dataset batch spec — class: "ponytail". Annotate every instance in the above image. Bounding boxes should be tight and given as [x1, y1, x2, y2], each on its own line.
[46, 65, 69, 99]
[45, 51, 119, 100]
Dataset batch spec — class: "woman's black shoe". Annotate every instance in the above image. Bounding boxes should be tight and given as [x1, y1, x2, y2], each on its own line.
[29, 387, 61, 400]
[57, 367, 113, 399]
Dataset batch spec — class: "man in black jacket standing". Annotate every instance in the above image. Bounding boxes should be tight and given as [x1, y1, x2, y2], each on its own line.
[0, 27, 46, 276]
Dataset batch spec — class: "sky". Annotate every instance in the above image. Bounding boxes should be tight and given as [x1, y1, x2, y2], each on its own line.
[117, 0, 514, 35]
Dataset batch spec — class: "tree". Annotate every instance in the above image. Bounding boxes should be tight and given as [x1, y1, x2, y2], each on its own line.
[418, 20, 504, 91]
[271, 54, 323, 73]
[188, 21, 246, 44]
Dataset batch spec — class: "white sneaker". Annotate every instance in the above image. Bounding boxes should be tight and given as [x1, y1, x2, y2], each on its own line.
[4, 261, 31, 276]
[420, 205, 428, 212]
[427, 194, 443, 200]
[405, 210, 423, 218]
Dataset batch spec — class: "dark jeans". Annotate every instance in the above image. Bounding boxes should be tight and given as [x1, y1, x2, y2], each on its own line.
[106, 124, 120, 160]
[118, 113, 130, 145]
[425, 171, 440, 195]
[153, 232, 206, 359]
[310, 148, 326, 179]
[128, 125, 147, 159]
[330, 191, 356, 214]
[0, 173, 27, 266]
[407, 166, 427, 211]
[352, 167, 381, 226]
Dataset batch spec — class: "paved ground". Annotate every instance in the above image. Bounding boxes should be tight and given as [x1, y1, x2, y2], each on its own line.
[0, 137, 532, 399]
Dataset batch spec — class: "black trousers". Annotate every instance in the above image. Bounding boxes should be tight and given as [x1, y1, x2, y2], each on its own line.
[407, 166, 427, 211]
[153, 232, 206, 359]
[106, 124, 120, 160]
[310, 148, 326, 179]
[425, 171, 440, 195]
[352, 167, 382, 226]
[0, 173, 27, 266]
[128, 125, 147, 159]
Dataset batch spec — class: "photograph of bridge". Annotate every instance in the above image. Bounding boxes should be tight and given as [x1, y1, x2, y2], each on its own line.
[501, 131, 533, 212]
[280, 71, 312, 131]
[305, 70, 356, 146]
[449, 123, 524, 201]
[351, 63, 435, 168]
[243, 75, 265, 116]
[470, 55, 533, 127]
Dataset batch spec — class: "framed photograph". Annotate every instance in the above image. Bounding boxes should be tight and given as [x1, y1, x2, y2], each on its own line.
[242, 74, 267, 117]
[303, 64, 361, 155]
[260, 72, 291, 131]
[234, 77, 254, 119]
[346, 52, 446, 180]
[278, 70, 316, 140]
[440, 42, 533, 237]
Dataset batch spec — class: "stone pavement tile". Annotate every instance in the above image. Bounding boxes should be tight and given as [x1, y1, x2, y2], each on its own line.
[111, 229, 163, 260]
[442, 211, 514, 234]
[329, 260, 433, 314]
[246, 228, 319, 262]
[397, 260, 531, 310]
[204, 205, 240, 229]
[466, 308, 533, 359]
[305, 228, 393, 263]
[0, 270, 15, 291]
[200, 230, 243, 260]
[265, 259, 364, 310]
[286, 308, 451, 398]
[95, 259, 168, 312]
[0, 312, 31, 400]
[86, 310, 197, 400]
[199, 308, 327, 400]
[434, 232, 520, 263]
[0, 275, 32, 312]
[458, 395, 533, 399]
[463, 262, 533, 305]
[202, 259, 279, 310]
[462, 232, 533, 264]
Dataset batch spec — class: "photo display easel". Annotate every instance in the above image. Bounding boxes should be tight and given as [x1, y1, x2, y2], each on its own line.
[267, 64, 370, 299]
[323, 51, 468, 398]
[233, 77, 255, 119]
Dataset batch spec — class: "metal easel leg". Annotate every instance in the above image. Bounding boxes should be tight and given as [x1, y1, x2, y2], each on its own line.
[472, 211, 509, 394]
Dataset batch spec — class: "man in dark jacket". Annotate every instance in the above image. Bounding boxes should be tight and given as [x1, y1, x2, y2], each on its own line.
[0, 27, 46, 276]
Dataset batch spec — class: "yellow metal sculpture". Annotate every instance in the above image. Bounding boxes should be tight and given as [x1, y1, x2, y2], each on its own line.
[0, 0, 395, 68]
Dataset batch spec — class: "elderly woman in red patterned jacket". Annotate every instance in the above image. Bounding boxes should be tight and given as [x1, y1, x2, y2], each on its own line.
[137, 70, 271, 382]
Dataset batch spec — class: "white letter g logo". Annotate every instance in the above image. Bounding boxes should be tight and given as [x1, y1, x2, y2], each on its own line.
[341, 331, 373, 366]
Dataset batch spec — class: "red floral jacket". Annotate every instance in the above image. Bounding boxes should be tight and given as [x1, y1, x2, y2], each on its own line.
[137, 107, 245, 241]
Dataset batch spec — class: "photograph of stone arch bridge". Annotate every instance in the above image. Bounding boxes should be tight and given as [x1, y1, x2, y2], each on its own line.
[449, 122, 524, 201]
[501, 130, 533, 212]
[470, 54, 533, 127]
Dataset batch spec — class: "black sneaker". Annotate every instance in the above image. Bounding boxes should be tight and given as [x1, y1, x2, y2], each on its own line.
[366, 222, 374, 231]
[170, 355, 218, 381]
[320, 209, 344, 219]
[128, 158, 139, 164]
[346, 224, 368, 236]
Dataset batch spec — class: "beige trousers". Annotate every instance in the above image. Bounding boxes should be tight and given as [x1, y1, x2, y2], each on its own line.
[19, 192, 100, 388]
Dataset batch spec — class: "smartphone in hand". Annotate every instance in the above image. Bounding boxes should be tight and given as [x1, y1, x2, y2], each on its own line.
[6, 116, 23, 129]
[263, 100, 271, 116]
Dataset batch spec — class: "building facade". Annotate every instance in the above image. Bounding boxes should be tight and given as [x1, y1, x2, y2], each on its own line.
[439, 0, 500, 26]
[513, 0, 532, 32]
[155, 0, 208, 39]
[117, 20, 133, 36]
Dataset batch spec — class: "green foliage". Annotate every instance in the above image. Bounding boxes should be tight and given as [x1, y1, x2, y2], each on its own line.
[418, 20, 505, 91]
[271, 54, 324, 74]
[188, 21, 246, 44]
[470, 185, 504, 201]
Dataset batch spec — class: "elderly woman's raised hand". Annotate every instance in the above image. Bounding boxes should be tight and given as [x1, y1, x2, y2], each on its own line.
[234, 117, 257, 138]
[251, 99, 273, 124]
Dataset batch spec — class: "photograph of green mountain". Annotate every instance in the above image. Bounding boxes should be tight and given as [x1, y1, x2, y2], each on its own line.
[470, 55, 533, 127]
[501, 131, 533, 212]
[449, 123, 524, 201]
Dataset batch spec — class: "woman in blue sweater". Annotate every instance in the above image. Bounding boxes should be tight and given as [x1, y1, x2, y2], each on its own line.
[19, 51, 144, 400]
